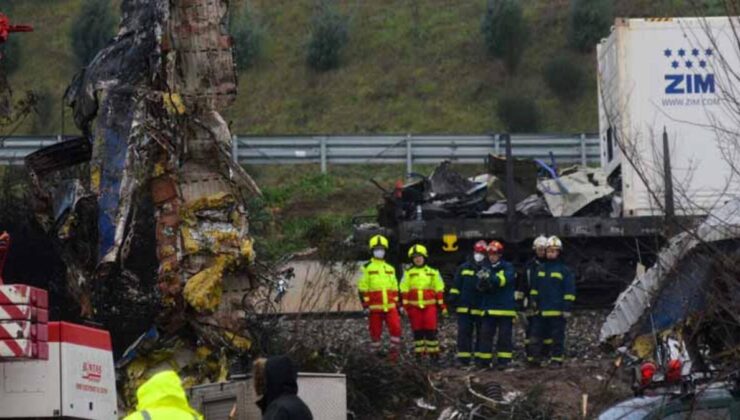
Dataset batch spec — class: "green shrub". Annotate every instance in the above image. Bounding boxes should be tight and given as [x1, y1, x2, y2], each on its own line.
[231, 5, 263, 71]
[497, 94, 539, 133]
[70, 0, 117, 66]
[569, 0, 612, 53]
[31, 88, 55, 134]
[306, 1, 349, 71]
[543, 54, 585, 102]
[481, 0, 528, 72]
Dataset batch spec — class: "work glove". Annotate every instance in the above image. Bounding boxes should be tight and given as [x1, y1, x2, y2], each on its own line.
[562, 311, 572, 319]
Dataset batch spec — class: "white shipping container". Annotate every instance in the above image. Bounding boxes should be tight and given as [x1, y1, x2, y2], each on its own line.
[598, 17, 740, 217]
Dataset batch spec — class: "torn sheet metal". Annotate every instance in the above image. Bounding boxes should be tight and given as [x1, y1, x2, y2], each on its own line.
[600, 198, 740, 344]
[539, 166, 614, 217]
[486, 154, 539, 204]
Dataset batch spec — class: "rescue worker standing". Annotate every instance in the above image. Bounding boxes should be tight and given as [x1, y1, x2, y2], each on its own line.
[400, 244, 446, 359]
[529, 236, 576, 367]
[519, 235, 548, 363]
[357, 234, 402, 361]
[478, 240, 516, 368]
[450, 240, 489, 366]
[124, 370, 203, 420]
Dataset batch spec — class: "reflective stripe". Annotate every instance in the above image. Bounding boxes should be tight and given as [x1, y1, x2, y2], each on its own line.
[427, 347, 440, 353]
[461, 269, 475, 276]
[498, 271, 506, 287]
[524, 338, 530, 344]
[564, 294, 576, 301]
[487, 309, 516, 316]
[514, 291, 524, 300]
[456, 307, 469, 313]
[497, 352, 513, 359]
[543, 338, 554, 345]
[449, 288, 461, 295]
[457, 352, 472, 358]
[474, 352, 493, 359]
[527, 356, 534, 362]
[414, 340, 425, 347]
[541, 310, 562, 317]
[406, 299, 437, 307]
[551, 356, 564, 362]
[537, 271, 545, 277]
[425, 340, 439, 346]
[415, 347, 426, 353]
[470, 309, 484, 316]
[530, 290, 539, 296]
[551, 272, 563, 280]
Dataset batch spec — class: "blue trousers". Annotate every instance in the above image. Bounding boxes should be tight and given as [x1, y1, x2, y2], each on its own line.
[530, 316, 566, 363]
[479, 316, 513, 366]
[456, 313, 481, 363]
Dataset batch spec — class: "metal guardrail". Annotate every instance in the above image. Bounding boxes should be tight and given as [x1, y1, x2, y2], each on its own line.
[1, 134, 600, 172]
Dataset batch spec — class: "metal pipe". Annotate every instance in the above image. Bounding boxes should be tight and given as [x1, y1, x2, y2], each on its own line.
[663, 128, 675, 225]
[505, 133, 516, 238]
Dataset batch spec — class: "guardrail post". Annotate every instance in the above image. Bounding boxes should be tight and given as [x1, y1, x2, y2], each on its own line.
[406, 134, 413, 175]
[232, 135, 238, 163]
[580, 133, 587, 166]
[320, 137, 328, 174]
[494, 134, 500, 156]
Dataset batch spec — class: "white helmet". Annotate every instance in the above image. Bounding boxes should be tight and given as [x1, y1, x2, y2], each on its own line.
[533, 235, 548, 249]
[546, 236, 563, 250]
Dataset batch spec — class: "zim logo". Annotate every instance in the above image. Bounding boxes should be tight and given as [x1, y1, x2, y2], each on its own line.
[663, 47, 715, 95]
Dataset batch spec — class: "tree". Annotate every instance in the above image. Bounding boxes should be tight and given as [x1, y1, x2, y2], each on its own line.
[481, 0, 528, 72]
[568, 0, 612, 53]
[231, 5, 264, 71]
[306, 1, 349, 71]
[70, 0, 117, 66]
[0, 37, 21, 76]
[543, 53, 585, 102]
[497, 94, 539, 132]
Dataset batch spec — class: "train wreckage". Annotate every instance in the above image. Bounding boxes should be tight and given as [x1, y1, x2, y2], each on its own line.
[23, 0, 264, 404]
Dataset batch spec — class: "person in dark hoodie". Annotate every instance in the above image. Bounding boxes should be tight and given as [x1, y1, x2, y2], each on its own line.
[254, 356, 313, 420]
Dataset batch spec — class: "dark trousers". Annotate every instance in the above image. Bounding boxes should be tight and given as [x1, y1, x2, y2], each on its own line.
[530, 316, 566, 363]
[456, 313, 481, 363]
[479, 316, 513, 366]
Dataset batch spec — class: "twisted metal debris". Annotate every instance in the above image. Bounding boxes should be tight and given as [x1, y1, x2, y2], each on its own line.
[24, 0, 262, 404]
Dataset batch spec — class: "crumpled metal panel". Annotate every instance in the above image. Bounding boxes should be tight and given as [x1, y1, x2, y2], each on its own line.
[539, 166, 614, 217]
[599, 198, 740, 343]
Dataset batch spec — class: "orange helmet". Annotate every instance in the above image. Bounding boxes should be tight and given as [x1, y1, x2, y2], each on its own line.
[473, 240, 488, 253]
[487, 240, 504, 255]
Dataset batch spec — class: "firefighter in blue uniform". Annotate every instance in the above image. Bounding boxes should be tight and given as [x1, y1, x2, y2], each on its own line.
[478, 240, 516, 368]
[449, 240, 489, 366]
[518, 235, 548, 362]
[529, 236, 576, 367]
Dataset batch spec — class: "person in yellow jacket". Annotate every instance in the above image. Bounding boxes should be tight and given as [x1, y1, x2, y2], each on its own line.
[357, 234, 402, 361]
[400, 244, 447, 360]
[124, 370, 203, 420]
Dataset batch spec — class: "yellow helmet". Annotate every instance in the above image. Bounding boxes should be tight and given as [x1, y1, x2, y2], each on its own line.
[368, 234, 389, 250]
[407, 244, 428, 258]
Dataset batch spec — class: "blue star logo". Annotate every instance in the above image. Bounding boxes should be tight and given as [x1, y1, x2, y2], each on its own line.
[671, 60, 679, 69]
[678, 48, 686, 57]
[685, 60, 693, 68]
[699, 60, 707, 68]
[706, 48, 713, 56]
[664, 48, 672, 57]
[691, 48, 699, 56]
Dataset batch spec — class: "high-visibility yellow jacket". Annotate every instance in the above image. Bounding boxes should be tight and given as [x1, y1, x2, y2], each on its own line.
[124, 371, 203, 420]
[400, 265, 445, 310]
[357, 258, 399, 312]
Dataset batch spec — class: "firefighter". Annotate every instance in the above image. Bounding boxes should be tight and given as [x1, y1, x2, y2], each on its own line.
[519, 235, 548, 363]
[124, 370, 203, 420]
[357, 234, 402, 361]
[529, 235, 576, 367]
[449, 241, 489, 366]
[478, 240, 516, 368]
[400, 244, 446, 359]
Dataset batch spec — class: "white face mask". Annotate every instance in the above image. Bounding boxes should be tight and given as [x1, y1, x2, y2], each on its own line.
[373, 249, 386, 259]
[473, 253, 485, 263]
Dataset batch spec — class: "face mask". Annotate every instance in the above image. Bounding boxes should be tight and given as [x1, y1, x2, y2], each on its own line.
[373, 249, 386, 259]
[473, 253, 485, 263]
